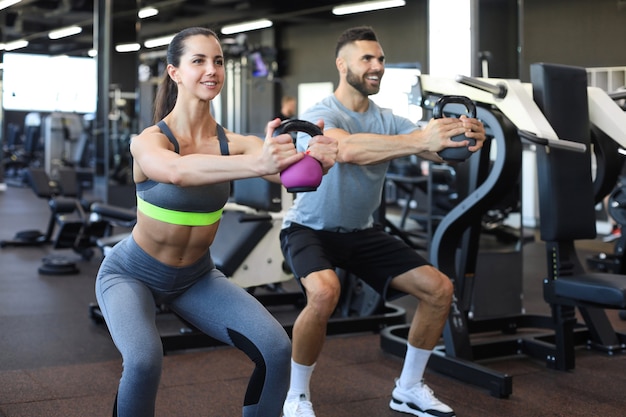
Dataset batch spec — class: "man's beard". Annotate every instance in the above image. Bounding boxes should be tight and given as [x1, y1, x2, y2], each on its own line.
[346, 67, 381, 96]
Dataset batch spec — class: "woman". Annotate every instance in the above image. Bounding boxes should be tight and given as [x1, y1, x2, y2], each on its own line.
[95, 27, 337, 417]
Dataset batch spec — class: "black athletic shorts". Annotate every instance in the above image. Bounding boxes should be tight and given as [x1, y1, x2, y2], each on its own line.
[280, 222, 431, 301]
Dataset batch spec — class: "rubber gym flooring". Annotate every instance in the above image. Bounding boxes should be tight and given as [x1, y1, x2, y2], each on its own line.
[1, 184, 626, 417]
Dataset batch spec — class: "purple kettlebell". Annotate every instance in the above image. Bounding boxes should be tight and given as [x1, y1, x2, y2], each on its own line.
[275, 119, 324, 193]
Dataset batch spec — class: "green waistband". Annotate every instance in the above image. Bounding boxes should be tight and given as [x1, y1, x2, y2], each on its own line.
[136, 195, 223, 226]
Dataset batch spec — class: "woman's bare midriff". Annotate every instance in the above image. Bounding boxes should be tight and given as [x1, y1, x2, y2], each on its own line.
[132, 211, 220, 267]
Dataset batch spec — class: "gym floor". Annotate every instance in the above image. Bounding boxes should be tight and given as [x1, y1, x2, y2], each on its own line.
[1, 184, 626, 417]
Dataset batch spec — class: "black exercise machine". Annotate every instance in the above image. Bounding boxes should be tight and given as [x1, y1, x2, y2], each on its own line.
[527, 63, 626, 370]
[381, 64, 626, 398]
[87, 202, 137, 257]
[585, 91, 626, 275]
[2, 122, 43, 187]
[384, 133, 525, 253]
[384, 160, 459, 251]
[0, 167, 111, 274]
[587, 183, 626, 275]
[382, 94, 524, 398]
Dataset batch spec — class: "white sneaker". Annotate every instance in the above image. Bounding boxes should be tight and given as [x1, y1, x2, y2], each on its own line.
[389, 379, 455, 417]
[283, 394, 316, 417]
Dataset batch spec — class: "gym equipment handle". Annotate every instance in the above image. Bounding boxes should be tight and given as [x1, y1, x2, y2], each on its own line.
[455, 74, 508, 99]
[517, 129, 587, 153]
[609, 91, 626, 101]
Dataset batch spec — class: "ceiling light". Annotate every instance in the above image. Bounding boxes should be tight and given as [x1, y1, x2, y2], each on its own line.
[332, 0, 406, 15]
[4, 39, 29, 51]
[144, 34, 175, 49]
[221, 19, 272, 35]
[138, 7, 159, 19]
[0, 0, 22, 12]
[115, 43, 141, 53]
[48, 25, 83, 40]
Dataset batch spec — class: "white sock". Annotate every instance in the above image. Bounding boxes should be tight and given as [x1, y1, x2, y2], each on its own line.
[286, 360, 316, 401]
[398, 344, 432, 388]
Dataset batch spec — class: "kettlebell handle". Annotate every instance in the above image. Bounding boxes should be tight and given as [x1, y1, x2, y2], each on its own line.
[432, 95, 476, 119]
[274, 119, 323, 143]
[432, 95, 477, 162]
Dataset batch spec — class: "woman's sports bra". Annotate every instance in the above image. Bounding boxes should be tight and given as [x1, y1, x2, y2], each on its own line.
[136, 120, 231, 226]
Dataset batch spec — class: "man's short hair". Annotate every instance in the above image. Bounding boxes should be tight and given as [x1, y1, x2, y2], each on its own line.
[335, 26, 379, 57]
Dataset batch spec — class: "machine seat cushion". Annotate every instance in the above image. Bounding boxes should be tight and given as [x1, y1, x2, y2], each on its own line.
[90, 203, 137, 223]
[553, 273, 626, 308]
[210, 210, 272, 277]
[49, 197, 79, 214]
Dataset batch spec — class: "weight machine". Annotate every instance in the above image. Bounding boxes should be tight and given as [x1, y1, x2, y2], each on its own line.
[42, 113, 85, 176]
[0, 167, 111, 274]
[3, 113, 44, 187]
[586, 89, 626, 274]
[381, 64, 626, 398]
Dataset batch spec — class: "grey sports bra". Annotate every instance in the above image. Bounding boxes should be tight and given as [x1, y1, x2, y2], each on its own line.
[135, 120, 231, 226]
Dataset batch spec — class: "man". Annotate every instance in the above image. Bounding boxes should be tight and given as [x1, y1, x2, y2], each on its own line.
[276, 95, 297, 121]
[280, 26, 486, 417]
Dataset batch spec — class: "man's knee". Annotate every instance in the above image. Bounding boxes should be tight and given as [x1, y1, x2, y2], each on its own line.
[301, 270, 342, 316]
[405, 266, 454, 308]
[435, 272, 454, 307]
[424, 269, 454, 311]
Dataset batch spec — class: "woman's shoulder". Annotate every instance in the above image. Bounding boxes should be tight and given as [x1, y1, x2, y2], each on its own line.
[135, 123, 165, 137]
[130, 124, 170, 149]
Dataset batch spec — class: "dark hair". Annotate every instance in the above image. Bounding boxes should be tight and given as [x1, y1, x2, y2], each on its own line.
[335, 26, 378, 58]
[153, 27, 220, 123]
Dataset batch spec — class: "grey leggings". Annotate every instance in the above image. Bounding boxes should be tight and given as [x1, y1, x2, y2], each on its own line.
[95, 235, 291, 417]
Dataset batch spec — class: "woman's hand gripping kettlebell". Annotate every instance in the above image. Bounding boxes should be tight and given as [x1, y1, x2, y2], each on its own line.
[274, 119, 327, 193]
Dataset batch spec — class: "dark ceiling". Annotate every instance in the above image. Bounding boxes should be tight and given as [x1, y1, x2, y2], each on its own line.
[0, 0, 354, 57]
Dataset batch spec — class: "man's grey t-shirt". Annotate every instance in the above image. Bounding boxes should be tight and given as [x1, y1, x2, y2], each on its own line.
[282, 94, 418, 232]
